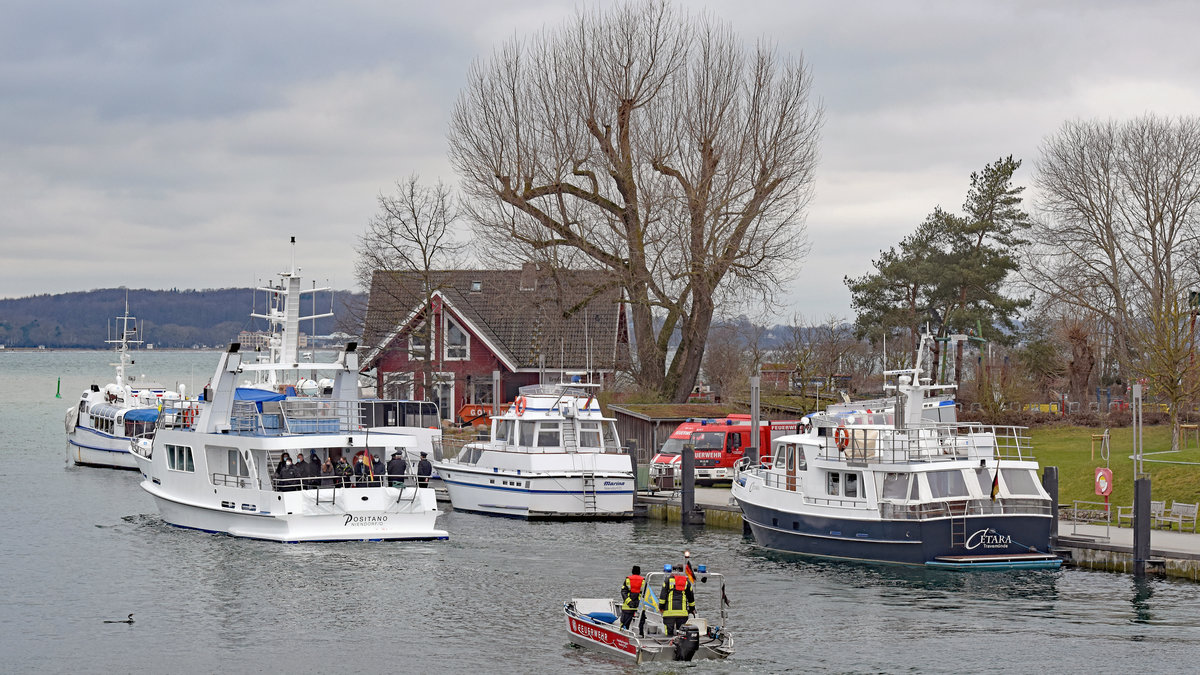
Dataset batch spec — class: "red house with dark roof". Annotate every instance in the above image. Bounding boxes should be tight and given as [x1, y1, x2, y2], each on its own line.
[360, 263, 630, 423]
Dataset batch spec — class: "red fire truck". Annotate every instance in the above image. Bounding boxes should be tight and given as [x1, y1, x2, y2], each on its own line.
[650, 414, 803, 486]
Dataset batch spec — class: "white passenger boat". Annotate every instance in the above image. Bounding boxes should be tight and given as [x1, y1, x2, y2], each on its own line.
[731, 335, 1061, 570]
[565, 565, 733, 663]
[128, 261, 447, 543]
[65, 301, 185, 470]
[434, 383, 635, 519]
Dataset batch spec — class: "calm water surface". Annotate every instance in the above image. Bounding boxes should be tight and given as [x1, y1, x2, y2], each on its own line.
[1, 350, 1197, 673]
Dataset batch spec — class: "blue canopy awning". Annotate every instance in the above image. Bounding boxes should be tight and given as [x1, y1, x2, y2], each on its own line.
[234, 387, 288, 403]
[123, 408, 161, 422]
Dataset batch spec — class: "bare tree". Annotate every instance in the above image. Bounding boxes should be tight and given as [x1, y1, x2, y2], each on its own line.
[448, 0, 822, 402]
[701, 322, 748, 401]
[1031, 115, 1200, 446]
[355, 175, 466, 397]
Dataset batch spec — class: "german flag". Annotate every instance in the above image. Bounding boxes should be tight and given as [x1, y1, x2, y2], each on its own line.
[990, 469, 1000, 502]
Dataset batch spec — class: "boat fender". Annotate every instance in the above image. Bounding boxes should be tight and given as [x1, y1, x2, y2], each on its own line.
[673, 625, 700, 661]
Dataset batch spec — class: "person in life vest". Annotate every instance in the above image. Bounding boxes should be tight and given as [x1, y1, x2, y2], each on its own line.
[657, 564, 695, 637]
[619, 565, 645, 631]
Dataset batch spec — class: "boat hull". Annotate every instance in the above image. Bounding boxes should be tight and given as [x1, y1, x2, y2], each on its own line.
[736, 497, 1056, 567]
[564, 603, 732, 663]
[439, 468, 634, 519]
[135, 463, 447, 542]
[66, 430, 139, 470]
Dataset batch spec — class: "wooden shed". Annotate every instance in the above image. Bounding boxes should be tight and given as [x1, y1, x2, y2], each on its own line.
[609, 403, 741, 464]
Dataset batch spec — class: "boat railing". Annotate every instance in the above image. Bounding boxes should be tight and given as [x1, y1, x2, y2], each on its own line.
[879, 498, 1053, 519]
[157, 400, 202, 430]
[211, 472, 257, 489]
[267, 470, 427, 496]
[814, 422, 1034, 465]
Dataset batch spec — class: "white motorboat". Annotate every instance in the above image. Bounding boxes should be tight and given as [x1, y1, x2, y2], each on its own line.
[565, 565, 733, 663]
[65, 300, 185, 470]
[129, 259, 447, 542]
[731, 334, 1061, 569]
[433, 383, 635, 519]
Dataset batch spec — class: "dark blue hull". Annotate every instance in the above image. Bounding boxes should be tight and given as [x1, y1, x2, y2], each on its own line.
[737, 499, 1055, 566]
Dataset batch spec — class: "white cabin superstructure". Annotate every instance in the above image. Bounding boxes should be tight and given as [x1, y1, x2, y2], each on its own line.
[434, 383, 635, 519]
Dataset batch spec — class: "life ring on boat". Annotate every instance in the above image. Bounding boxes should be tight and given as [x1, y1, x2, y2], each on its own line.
[182, 407, 196, 426]
[515, 396, 527, 416]
[834, 426, 850, 451]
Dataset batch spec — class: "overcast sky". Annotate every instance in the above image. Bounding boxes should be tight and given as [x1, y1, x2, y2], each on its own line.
[4, 0, 1199, 322]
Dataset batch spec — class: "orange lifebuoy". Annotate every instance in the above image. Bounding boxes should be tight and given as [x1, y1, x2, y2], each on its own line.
[183, 407, 196, 426]
[834, 426, 850, 451]
[515, 396, 527, 416]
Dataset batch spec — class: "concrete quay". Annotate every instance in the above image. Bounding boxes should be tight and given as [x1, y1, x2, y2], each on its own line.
[637, 487, 1200, 581]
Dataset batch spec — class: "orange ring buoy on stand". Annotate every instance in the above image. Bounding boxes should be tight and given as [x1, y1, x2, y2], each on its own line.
[515, 396, 527, 416]
[834, 426, 850, 451]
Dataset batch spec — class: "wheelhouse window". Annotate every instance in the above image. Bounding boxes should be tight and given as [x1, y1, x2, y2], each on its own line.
[519, 421, 536, 447]
[537, 422, 561, 447]
[827, 472, 841, 496]
[1001, 468, 1041, 496]
[602, 422, 618, 450]
[495, 419, 514, 445]
[444, 316, 468, 360]
[167, 444, 195, 472]
[227, 449, 250, 477]
[882, 472, 910, 500]
[926, 470, 969, 499]
[845, 472, 859, 498]
[579, 421, 601, 448]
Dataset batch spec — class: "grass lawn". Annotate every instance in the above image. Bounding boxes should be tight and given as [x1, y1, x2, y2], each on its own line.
[1033, 425, 1200, 521]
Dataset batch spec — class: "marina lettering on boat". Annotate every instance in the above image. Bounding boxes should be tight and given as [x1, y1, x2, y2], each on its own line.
[344, 514, 389, 526]
[965, 529, 1013, 549]
[603, 481, 626, 487]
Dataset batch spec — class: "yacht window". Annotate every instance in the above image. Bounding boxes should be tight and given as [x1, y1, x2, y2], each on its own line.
[167, 444, 194, 473]
[797, 445, 807, 470]
[785, 444, 796, 471]
[976, 469, 995, 496]
[602, 422, 618, 450]
[519, 421, 535, 447]
[1001, 468, 1041, 496]
[827, 472, 841, 496]
[537, 422, 561, 447]
[845, 472, 859, 498]
[882, 473, 909, 500]
[579, 422, 601, 448]
[495, 419, 513, 445]
[227, 449, 250, 477]
[927, 470, 969, 499]
[910, 476, 920, 500]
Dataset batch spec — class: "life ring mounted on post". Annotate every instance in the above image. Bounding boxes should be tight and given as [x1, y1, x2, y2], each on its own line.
[515, 396, 527, 416]
[834, 425, 850, 451]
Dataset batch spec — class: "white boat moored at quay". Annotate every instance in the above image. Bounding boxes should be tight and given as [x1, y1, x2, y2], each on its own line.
[65, 299, 186, 470]
[731, 334, 1061, 570]
[433, 382, 635, 519]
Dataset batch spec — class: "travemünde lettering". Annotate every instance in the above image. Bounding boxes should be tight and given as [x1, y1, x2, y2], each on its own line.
[965, 529, 1013, 549]
[344, 514, 389, 526]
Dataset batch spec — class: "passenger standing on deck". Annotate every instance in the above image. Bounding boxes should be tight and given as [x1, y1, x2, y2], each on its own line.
[278, 456, 299, 491]
[335, 455, 353, 487]
[293, 454, 309, 487]
[275, 452, 291, 479]
[658, 564, 694, 636]
[416, 451, 432, 488]
[387, 451, 408, 487]
[619, 565, 645, 631]
[320, 457, 335, 487]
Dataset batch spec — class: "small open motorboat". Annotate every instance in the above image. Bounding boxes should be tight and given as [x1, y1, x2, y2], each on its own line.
[564, 566, 733, 663]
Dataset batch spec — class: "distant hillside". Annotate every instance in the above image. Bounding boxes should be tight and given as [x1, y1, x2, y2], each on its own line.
[0, 288, 364, 349]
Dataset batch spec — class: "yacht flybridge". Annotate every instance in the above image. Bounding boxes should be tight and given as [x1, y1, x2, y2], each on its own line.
[731, 335, 1061, 570]
[434, 382, 635, 519]
[129, 254, 446, 542]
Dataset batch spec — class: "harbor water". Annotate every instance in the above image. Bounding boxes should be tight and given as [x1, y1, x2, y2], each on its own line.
[2, 350, 1198, 673]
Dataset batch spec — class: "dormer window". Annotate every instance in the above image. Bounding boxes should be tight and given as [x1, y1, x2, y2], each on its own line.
[445, 316, 468, 360]
[470, 280, 482, 292]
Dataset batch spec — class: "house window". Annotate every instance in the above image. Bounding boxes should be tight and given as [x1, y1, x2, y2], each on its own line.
[470, 280, 482, 292]
[409, 323, 430, 360]
[384, 372, 414, 400]
[433, 374, 454, 421]
[445, 316, 468, 360]
[167, 444, 195, 473]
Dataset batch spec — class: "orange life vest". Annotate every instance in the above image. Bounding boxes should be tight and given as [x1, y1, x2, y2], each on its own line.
[626, 574, 644, 594]
[673, 574, 687, 591]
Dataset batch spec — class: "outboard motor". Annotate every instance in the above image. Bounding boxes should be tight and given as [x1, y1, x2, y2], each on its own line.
[673, 625, 700, 661]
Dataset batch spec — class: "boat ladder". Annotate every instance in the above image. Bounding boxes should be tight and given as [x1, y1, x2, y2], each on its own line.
[561, 418, 578, 451]
[950, 516, 967, 547]
[582, 471, 598, 513]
